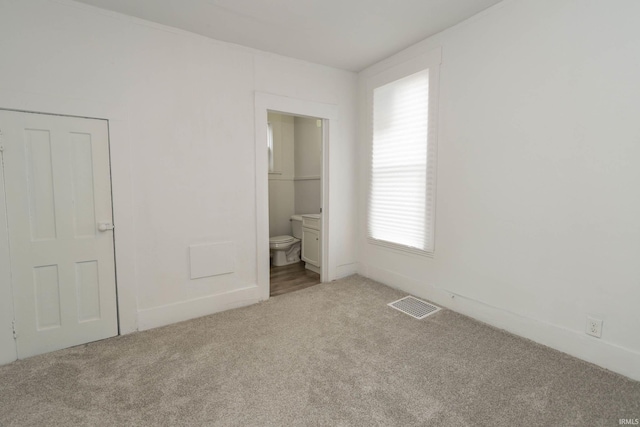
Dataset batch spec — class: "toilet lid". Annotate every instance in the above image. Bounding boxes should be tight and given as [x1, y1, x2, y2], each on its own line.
[270, 235, 294, 244]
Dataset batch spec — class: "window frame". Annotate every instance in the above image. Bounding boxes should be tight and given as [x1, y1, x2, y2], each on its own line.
[365, 48, 441, 257]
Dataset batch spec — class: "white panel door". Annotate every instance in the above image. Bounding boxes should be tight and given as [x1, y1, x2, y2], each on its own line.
[0, 110, 117, 359]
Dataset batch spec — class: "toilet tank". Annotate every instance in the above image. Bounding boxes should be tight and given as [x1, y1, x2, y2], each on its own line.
[290, 215, 303, 238]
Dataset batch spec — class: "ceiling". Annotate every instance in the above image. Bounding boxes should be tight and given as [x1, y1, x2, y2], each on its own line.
[73, 0, 503, 71]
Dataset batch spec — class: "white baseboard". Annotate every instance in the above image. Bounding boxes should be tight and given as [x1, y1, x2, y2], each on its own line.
[306, 263, 320, 274]
[137, 285, 262, 331]
[362, 263, 640, 382]
[335, 262, 359, 279]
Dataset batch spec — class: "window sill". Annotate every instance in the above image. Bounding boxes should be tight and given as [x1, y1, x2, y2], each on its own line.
[367, 238, 434, 259]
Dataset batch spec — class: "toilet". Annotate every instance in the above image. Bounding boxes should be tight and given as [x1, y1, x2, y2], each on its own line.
[269, 214, 303, 267]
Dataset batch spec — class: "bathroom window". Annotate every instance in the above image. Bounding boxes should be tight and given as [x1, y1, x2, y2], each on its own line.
[267, 122, 274, 172]
[367, 50, 440, 256]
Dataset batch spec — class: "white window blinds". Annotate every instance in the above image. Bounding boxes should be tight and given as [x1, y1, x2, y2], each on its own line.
[368, 69, 435, 254]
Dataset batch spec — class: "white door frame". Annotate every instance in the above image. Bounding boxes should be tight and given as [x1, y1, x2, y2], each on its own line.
[0, 133, 18, 363]
[254, 92, 337, 300]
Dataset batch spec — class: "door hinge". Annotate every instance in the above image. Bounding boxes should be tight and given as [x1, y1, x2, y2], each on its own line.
[11, 320, 17, 339]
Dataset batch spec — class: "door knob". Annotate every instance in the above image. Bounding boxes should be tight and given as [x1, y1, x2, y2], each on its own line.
[98, 223, 115, 232]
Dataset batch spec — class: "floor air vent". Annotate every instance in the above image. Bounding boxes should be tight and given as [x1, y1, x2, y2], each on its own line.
[388, 296, 441, 319]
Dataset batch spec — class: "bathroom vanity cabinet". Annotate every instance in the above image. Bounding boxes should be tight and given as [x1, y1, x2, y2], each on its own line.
[301, 214, 321, 272]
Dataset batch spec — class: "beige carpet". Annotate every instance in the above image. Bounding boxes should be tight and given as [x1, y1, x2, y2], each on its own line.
[1, 275, 638, 426]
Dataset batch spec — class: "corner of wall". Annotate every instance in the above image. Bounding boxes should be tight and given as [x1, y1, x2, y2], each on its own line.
[336, 263, 359, 280]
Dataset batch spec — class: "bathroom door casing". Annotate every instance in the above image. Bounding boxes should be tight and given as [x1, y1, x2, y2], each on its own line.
[0, 110, 118, 359]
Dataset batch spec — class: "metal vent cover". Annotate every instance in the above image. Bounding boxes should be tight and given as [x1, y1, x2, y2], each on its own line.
[388, 296, 441, 319]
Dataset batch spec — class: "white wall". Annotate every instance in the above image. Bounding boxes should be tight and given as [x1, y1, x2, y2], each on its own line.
[0, 0, 357, 364]
[358, 0, 640, 380]
[294, 117, 322, 215]
[268, 113, 295, 237]
[294, 180, 322, 215]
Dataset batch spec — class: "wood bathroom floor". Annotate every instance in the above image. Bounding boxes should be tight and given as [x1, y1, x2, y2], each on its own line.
[270, 261, 321, 297]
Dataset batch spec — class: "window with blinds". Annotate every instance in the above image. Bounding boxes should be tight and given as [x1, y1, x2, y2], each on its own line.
[368, 68, 436, 255]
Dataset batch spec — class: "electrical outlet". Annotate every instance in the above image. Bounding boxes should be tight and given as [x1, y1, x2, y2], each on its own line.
[586, 317, 603, 338]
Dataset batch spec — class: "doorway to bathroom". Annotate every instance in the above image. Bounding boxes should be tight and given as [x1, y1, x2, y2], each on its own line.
[254, 92, 336, 301]
[267, 112, 322, 296]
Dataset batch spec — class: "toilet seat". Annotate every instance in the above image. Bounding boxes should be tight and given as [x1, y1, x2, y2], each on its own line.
[269, 235, 300, 250]
[270, 235, 295, 244]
